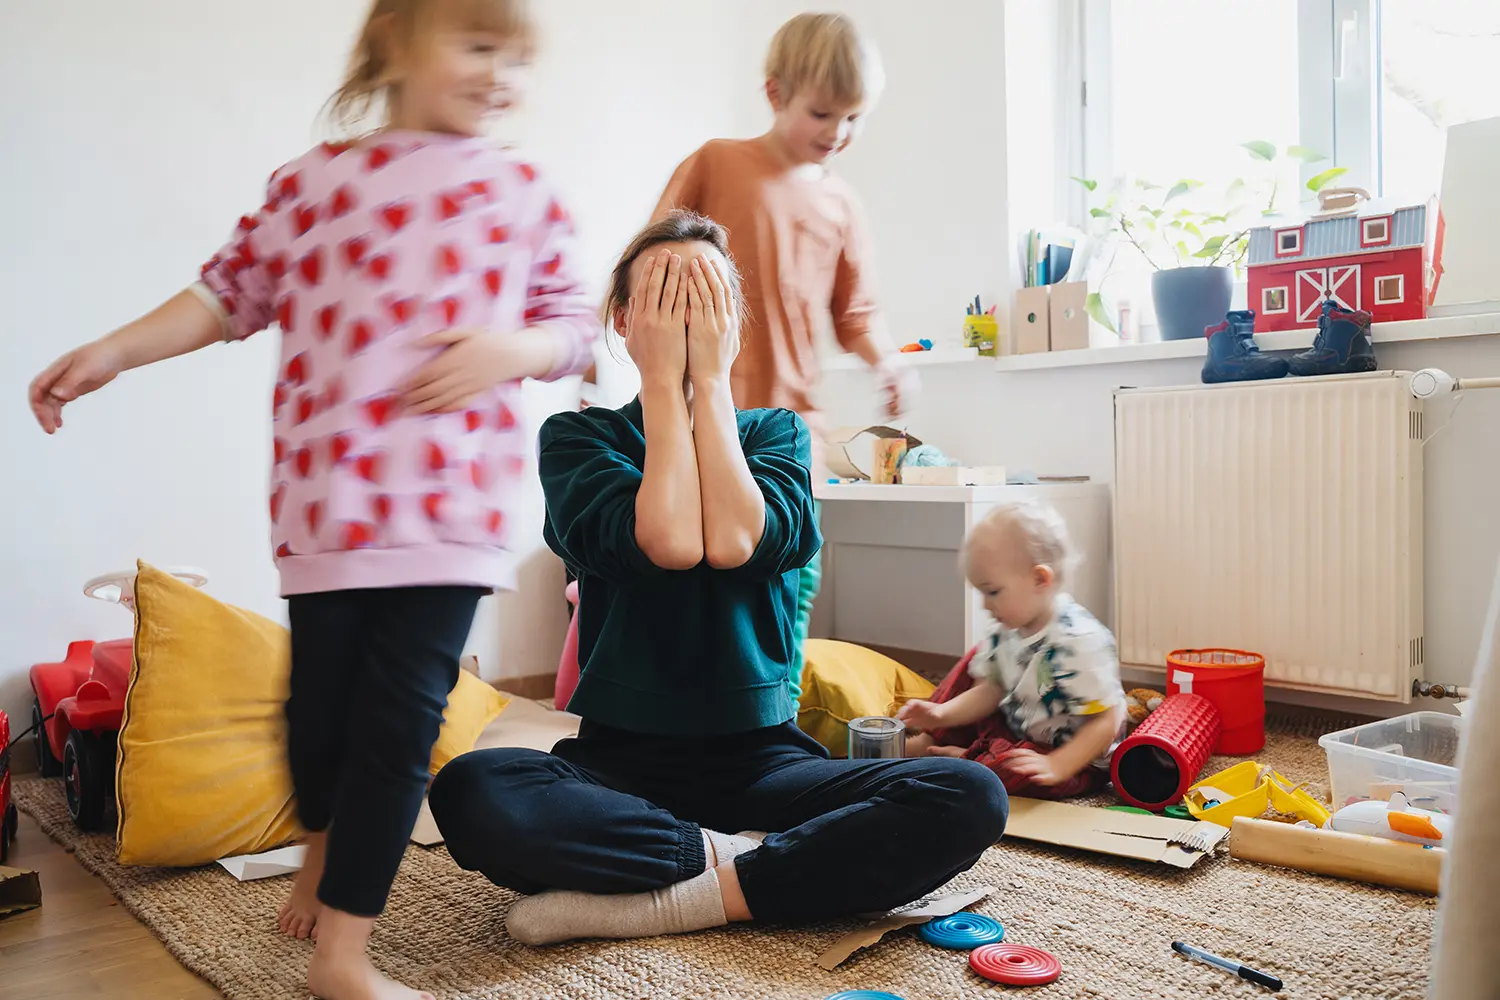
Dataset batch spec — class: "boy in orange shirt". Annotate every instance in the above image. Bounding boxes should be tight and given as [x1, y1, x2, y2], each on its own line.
[652, 12, 914, 695]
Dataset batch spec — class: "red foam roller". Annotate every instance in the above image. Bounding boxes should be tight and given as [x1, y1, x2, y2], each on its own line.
[1110, 693, 1221, 809]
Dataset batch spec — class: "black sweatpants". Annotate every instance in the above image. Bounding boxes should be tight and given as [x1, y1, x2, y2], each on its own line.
[428, 720, 1009, 923]
[286, 585, 484, 917]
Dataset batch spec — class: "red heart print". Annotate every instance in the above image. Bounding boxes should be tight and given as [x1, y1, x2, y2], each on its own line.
[483, 268, 503, 297]
[437, 245, 463, 276]
[329, 185, 356, 218]
[485, 509, 504, 534]
[425, 440, 447, 475]
[348, 318, 375, 355]
[270, 483, 286, 522]
[372, 494, 392, 523]
[234, 238, 257, 266]
[273, 384, 287, 414]
[505, 454, 526, 477]
[276, 542, 293, 558]
[273, 436, 287, 464]
[317, 304, 339, 340]
[438, 296, 462, 325]
[295, 393, 315, 425]
[323, 376, 345, 408]
[386, 297, 418, 325]
[367, 145, 395, 171]
[355, 451, 387, 483]
[438, 192, 463, 221]
[543, 254, 562, 276]
[487, 224, 510, 244]
[467, 179, 492, 201]
[278, 172, 301, 202]
[367, 253, 394, 282]
[547, 200, 568, 224]
[294, 205, 318, 237]
[284, 352, 309, 386]
[496, 402, 517, 430]
[342, 236, 369, 269]
[340, 521, 376, 549]
[237, 214, 260, 234]
[379, 201, 413, 233]
[298, 248, 324, 286]
[294, 447, 313, 478]
[329, 432, 353, 465]
[277, 295, 295, 332]
[268, 254, 289, 280]
[321, 141, 352, 158]
[304, 501, 324, 535]
[364, 394, 397, 427]
[517, 163, 537, 182]
[470, 456, 489, 489]
[464, 410, 483, 432]
[423, 492, 447, 523]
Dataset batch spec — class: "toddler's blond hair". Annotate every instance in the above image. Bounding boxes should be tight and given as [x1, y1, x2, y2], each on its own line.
[765, 13, 885, 108]
[962, 501, 1080, 591]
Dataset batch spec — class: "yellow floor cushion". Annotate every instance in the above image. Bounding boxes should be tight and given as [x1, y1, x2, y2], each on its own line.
[117, 562, 508, 867]
[797, 639, 936, 757]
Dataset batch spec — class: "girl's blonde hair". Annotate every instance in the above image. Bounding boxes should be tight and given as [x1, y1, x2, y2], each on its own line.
[328, 0, 536, 131]
[765, 12, 885, 107]
[963, 501, 1081, 591]
[603, 211, 748, 336]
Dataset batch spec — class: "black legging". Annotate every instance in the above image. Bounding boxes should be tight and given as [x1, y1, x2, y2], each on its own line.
[429, 720, 1008, 923]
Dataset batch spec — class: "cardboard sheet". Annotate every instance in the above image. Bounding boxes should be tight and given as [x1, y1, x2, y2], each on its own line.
[1004, 797, 1227, 868]
[217, 845, 307, 881]
[410, 696, 581, 846]
[0, 866, 42, 918]
[816, 887, 993, 970]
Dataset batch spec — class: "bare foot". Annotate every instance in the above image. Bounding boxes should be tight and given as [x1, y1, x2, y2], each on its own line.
[307, 950, 434, 1000]
[278, 831, 326, 939]
[905, 733, 936, 757]
[925, 745, 969, 758]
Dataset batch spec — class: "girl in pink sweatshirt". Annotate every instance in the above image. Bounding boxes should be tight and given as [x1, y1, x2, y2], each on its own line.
[27, 3, 598, 998]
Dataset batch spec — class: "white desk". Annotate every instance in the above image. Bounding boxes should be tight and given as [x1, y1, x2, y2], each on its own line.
[810, 482, 1113, 657]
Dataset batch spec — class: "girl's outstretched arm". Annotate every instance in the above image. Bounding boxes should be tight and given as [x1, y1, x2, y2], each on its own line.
[29, 289, 222, 433]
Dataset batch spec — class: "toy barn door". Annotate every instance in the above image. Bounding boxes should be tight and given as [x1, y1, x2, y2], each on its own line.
[1296, 268, 1327, 321]
[1328, 264, 1361, 311]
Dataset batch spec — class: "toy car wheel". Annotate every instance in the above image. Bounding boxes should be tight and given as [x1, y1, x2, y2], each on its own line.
[64, 730, 114, 832]
[33, 696, 62, 778]
[0, 803, 15, 864]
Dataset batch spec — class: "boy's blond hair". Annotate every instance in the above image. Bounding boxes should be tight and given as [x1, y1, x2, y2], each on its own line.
[962, 501, 1081, 591]
[764, 13, 885, 108]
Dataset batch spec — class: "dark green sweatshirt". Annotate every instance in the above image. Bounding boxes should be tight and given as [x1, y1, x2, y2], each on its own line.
[539, 398, 822, 736]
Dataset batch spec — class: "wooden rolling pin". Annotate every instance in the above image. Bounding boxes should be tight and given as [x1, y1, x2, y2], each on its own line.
[1230, 816, 1445, 895]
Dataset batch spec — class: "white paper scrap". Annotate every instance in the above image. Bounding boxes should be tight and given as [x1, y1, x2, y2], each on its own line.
[216, 844, 307, 881]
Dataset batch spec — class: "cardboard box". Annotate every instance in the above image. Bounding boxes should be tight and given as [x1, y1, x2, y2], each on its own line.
[0, 866, 42, 919]
[824, 426, 923, 482]
[1013, 286, 1051, 353]
[900, 465, 1008, 486]
[1004, 797, 1228, 868]
[1048, 281, 1090, 351]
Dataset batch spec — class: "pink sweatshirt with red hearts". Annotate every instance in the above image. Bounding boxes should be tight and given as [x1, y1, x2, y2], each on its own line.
[196, 131, 600, 597]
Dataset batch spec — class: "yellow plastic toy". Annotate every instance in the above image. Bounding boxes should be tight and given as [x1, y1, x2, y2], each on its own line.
[1185, 761, 1331, 829]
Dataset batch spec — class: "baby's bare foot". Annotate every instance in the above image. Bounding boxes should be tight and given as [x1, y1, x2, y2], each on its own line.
[925, 745, 969, 758]
[307, 950, 434, 1000]
[278, 832, 326, 939]
[904, 733, 936, 757]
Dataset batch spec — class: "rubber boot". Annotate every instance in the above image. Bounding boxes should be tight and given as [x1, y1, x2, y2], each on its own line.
[1201, 310, 1289, 384]
[1288, 300, 1376, 377]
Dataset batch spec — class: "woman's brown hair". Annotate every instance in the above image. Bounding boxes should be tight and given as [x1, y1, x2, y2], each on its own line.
[327, 0, 536, 133]
[603, 210, 747, 336]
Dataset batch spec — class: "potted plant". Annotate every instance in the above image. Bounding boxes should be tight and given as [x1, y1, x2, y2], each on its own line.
[1075, 142, 1346, 341]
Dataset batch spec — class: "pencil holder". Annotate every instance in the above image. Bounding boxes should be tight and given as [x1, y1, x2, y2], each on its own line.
[963, 315, 999, 357]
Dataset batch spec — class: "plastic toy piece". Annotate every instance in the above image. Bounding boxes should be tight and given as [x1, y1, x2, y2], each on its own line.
[1105, 805, 1154, 815]
[918, 913, 1005, 949]
[1110, 693, 1222, 809]
[1329, 792, 1451, 846]
[824, 992, 907, 1000]
[1164, 804, 1192, 820]
[1185, 761, 1331, 829]
[970, 943, 1063, 986]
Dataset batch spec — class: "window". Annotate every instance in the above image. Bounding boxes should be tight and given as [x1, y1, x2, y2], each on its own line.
[1376, 274, 1405, 305]
[1361, 217, 1391, 247]
[1276, 229, 1303, 256]
[1263, 287, 1289, 314]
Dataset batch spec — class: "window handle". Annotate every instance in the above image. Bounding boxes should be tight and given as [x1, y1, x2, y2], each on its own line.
[1334, 8, 1361, 82]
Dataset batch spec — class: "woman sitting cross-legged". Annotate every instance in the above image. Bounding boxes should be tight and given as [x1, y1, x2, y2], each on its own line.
[428, 210, 1009, 945]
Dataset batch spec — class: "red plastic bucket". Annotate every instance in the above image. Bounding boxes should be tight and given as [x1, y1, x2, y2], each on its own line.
[1165, 649, 1265, 754]
[1110, 693, 1221, 809]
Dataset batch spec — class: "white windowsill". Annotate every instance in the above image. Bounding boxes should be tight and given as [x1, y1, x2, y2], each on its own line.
[990, 311, 1500, 373]
[821, 346, 981, 372]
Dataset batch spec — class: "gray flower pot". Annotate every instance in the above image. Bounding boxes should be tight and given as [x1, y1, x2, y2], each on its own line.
[1151, 266, 1233, 341]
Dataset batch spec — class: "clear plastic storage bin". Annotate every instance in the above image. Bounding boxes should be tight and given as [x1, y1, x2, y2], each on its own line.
[1318, 712, 1464, 813]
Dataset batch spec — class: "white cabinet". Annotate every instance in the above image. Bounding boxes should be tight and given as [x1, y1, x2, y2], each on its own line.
[810, 482, 1113, 657]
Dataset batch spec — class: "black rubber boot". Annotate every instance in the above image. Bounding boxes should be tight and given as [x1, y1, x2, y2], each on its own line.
[1288, 300, 1376, 377]
[1201, 310, 1289, 384]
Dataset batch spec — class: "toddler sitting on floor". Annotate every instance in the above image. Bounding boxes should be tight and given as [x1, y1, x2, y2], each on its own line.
[898, 501, 1126, 799]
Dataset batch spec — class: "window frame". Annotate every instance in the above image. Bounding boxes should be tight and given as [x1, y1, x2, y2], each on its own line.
[1263, 286, 1290, 314]
[1361, 215, 1392, 247]
[1276, 227, 1304, 257]
[1375, 273, 1405, 305]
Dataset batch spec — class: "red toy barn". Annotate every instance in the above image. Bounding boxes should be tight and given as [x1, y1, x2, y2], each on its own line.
[1247, 199, 1443, 333]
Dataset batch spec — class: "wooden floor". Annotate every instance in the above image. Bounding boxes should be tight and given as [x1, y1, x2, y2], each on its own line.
[0, 811, 220, 999]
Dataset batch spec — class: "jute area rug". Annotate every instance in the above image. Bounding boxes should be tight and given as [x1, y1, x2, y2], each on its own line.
[16, 712, 1434, 1000]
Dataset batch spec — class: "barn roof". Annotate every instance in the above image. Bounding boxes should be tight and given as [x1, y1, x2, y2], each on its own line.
[1248, 201, 1429, 266]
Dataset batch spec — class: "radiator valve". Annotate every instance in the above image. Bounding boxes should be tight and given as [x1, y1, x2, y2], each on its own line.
[1412, 678, 1470, 700]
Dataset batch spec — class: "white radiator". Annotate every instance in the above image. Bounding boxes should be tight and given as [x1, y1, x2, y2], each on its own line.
[1113, 372, 1424, 701]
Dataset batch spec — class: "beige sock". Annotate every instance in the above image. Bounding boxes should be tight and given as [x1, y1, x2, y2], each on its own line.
[703, 829, 763, 869]
[505, 869, 728, 946]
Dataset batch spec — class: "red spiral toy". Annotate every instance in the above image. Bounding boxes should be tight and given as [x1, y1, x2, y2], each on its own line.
[1110, 693, 1221, 810]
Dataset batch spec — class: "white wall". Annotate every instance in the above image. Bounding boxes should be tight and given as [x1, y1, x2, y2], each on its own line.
[0, 0, 746, 730]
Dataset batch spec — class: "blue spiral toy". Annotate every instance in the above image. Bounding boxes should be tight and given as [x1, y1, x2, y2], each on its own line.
[917, 912, 1006, 949]
[823, 992, 907, 1000]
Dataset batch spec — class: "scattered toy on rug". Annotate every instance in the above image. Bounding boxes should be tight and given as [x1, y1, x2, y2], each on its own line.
[896, 502, 1127, 801]
[1172, 940, 1283, 992]
[1110, 693, 1221, 810]
[1124, 687, 1164, 726]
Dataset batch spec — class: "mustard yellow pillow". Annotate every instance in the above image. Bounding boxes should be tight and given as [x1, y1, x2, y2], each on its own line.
[797, 639, 936, 757]
[117, 562, 508, 867]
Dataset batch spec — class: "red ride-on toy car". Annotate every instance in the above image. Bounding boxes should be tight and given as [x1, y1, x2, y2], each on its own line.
[1, 710, 19, 863]
[30, 568, 207, 831]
